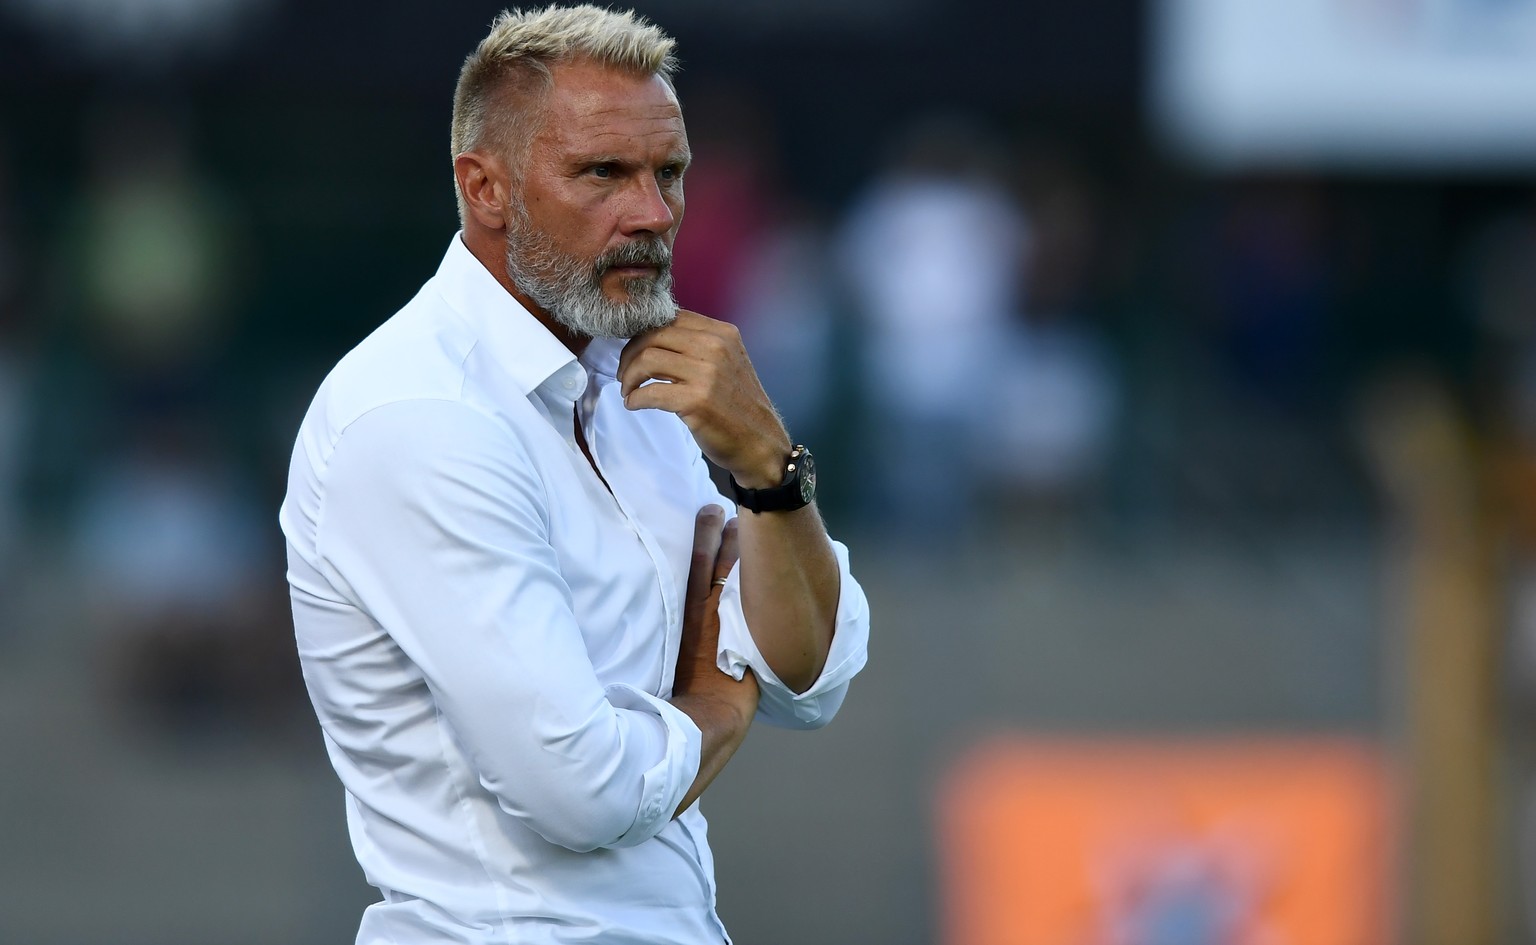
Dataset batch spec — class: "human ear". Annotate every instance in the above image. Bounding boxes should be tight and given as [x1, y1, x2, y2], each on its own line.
[454, 151, 510, 231]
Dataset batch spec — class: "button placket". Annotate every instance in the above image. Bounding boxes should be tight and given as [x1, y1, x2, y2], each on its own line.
[586, 375, 681, 697]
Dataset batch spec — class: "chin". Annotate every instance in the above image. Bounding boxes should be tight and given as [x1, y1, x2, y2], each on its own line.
[603, 274, 654, 297]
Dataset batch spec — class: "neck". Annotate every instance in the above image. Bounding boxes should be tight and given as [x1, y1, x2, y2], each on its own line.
[460, 226, 592, 356]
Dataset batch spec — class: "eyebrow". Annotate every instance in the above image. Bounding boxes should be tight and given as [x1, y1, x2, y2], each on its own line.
[569, 149, 692, 169]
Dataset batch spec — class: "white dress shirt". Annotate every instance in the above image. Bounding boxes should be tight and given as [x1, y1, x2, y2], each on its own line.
[279, 234, 870, 945]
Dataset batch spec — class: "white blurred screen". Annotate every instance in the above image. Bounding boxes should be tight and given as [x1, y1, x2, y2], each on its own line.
[1152, 0, 1536, 168]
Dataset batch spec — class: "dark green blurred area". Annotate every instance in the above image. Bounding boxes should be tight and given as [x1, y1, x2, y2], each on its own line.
[4, 0, 1526, 536]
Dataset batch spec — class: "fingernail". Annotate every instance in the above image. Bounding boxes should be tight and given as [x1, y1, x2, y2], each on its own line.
[702, 504, 723, 517]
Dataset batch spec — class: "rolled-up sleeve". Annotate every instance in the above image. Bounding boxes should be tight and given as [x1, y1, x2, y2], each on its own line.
[313, 399, 699, 852]
[714, 539, 870, 730]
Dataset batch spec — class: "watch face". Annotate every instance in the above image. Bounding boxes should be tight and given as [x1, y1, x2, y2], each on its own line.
[797, 450, 817, 504]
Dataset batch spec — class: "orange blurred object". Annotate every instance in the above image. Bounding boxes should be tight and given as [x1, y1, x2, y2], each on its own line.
[938, 737, 1396, 945]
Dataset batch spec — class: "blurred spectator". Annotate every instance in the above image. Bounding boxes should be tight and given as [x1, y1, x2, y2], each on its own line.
[1150, 176, 1350, 524]
[672, 97, 838, 454]
[74, 410, 289, 737]
[980, 146, 1117, 522]
[1207, 178, 1331, 413]
[837, 116, 1029, 545]
[734, 209, 839, 451]
[39, 101, 296, 737]
[27, 102, 240, 521]
[71, 103, 240, 382]
[670, 92, 777, 325]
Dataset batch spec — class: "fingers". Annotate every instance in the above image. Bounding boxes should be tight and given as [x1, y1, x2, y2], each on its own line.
[713, 517, 739, 588]
[619, 338, 737, 415]
[687, 505, 725, 605]
[686, 505, 740, 607]
[623, 375, 702, 419]
[618, 346, 694, 399]
[617, 310, 740, 384]
[617, 309, 785, 485]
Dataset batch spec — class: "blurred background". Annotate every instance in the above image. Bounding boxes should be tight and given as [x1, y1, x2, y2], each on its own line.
[1, 0, 1533, 942]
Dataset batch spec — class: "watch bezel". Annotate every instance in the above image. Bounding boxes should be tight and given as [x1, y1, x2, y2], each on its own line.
[795, 449, 816, 504]
[731, 445, 815, 513]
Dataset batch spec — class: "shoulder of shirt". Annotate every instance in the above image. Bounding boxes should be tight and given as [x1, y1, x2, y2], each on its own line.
[307, 279, 484, 431]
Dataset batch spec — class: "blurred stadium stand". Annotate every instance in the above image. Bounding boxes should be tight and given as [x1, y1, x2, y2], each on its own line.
[1, 0, 1533, 943]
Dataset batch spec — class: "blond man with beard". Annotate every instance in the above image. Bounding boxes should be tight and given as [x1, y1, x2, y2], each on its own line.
[279, 6, 870, 944]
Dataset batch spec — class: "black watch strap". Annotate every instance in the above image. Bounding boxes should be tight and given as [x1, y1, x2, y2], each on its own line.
[729, 445, 815, 513]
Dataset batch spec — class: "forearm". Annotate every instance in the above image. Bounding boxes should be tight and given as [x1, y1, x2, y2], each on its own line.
[615, 310, 840, 692]
[668, 684, 755, 816]
[734, 503, 840, 693]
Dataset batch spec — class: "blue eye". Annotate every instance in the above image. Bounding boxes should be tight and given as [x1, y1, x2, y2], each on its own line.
[592, 165, 611, 179]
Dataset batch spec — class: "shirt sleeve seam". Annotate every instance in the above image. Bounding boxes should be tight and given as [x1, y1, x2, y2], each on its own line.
[312, 395, 546, 578]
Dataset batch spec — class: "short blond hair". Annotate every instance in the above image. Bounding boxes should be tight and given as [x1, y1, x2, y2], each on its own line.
[450, 5, 679, 222]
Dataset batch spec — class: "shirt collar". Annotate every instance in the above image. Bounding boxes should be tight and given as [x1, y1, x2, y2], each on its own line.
[431, 232, 579, 398]
[579, 337, 624, 380]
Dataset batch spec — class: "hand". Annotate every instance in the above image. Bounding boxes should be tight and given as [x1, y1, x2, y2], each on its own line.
[673, 505, 757, 719]
[666, 505, 759, 816]
[618, 310, 791, 489]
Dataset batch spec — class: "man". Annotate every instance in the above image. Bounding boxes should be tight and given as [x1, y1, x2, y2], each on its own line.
[278, 6, 870, 944]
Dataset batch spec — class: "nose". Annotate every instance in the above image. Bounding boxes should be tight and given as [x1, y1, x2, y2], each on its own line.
[619, 175, 678, 238]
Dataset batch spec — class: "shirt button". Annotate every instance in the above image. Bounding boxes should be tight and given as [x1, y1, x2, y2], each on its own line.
[562, 376, 577, 390]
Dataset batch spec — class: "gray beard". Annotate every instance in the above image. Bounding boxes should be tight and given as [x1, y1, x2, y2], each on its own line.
[505, 208, 677, 340]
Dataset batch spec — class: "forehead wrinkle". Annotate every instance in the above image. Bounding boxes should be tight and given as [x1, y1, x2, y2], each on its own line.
[573, 116, 683, 137]
[535, 67, 686, 163]
[582, 125, 684, 146]
[558, 109, 682, 141]
[549, 119, 687, 162]
[578, 101, 678, 119]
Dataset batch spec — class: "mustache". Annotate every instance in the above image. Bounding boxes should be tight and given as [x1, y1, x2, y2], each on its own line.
[596, 239, 672, 274]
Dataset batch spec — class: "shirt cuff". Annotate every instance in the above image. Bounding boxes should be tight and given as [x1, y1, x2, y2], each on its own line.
[603, 682, 701, 847]
[714, 538, 870, 730]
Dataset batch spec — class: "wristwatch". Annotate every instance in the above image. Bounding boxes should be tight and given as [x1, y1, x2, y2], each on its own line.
[730, 445, 816, 513]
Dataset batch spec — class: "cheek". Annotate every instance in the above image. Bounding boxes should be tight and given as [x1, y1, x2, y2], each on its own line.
[664, 194, 685, 240]
[527, 204, 593, 252]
